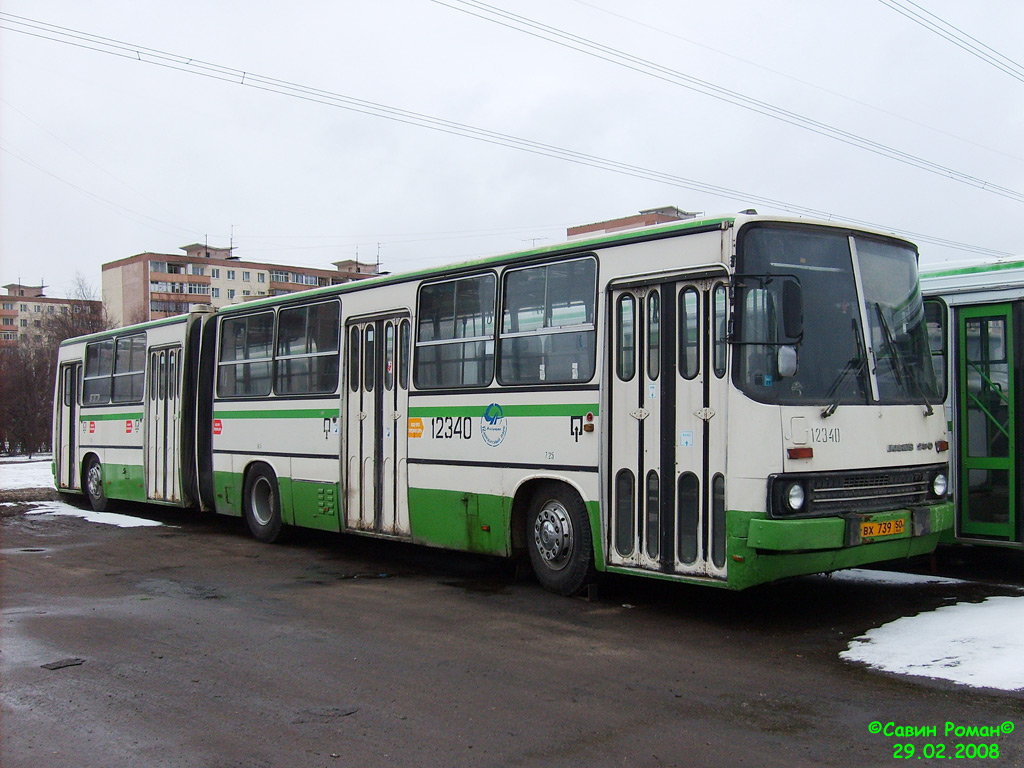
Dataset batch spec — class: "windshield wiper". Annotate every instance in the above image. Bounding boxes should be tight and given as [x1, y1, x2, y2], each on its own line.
[873, 303, 934, 416]
[821, 318, 868, 419]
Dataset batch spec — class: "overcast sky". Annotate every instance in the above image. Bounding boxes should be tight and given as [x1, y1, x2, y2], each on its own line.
[2, 0, 1022, 301]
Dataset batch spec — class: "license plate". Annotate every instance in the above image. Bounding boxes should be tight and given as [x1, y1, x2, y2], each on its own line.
[861, 518, 905, 539]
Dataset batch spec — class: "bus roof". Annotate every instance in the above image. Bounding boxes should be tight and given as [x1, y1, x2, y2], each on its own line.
[920, 258, 1024, 295]
[61, 211, 920, 343]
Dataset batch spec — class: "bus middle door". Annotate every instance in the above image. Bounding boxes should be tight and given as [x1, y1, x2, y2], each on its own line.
[345, 315, 411, 536]
[145, 346, 183, 502]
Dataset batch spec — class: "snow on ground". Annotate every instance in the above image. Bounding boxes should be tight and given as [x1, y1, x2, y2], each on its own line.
[23, 500, 163, 528]
[826, 568, 965, 586]
[0, 456, 54, 490]
[842, 596, 1024, 691]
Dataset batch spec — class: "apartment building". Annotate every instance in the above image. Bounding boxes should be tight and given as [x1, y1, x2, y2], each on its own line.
[1, 284, 104, 349]
[102, 244, 379, 326]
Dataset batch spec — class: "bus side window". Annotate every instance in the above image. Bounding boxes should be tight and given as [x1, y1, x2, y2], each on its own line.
[924, 298, 947, 401]
[83, 339, 114, 404]
[112, 333, 146, 403]
[217, 312, 274, 398]
[498, 257, 596, 385]
[275, 301, 340, 395]
[414, 274, 496, 389]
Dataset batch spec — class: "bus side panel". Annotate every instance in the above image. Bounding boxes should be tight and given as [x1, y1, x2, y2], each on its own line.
[407, 485, 509, 555]
[211, 465, 243, 517]
[79, 417, 147, 503]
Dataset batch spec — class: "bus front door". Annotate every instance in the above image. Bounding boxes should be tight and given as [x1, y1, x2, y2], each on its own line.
[55, 361, 82, 490]
[608, 279, 728, 579]
[957, 304, 1017, 542]
[345, 315, 411, 536]
[145, 346, 182, 502]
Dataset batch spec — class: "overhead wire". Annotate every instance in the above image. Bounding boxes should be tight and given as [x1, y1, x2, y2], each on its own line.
[0, 140, 201, 238]
[877, 0, 1024, 85]
[429, 0, 1024, 205]
[0, 12, 1012, 258]
[565, 0, 1024, 164]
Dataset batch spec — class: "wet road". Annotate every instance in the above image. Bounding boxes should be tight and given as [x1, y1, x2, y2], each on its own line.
[2, 500, 1023, 768]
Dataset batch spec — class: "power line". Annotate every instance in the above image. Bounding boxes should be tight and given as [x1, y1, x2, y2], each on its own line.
[0, 96, 198, 226]
[565, 0, 1024, 165]
[0, 12, 1012, 258]
[877, 0, 1024, 85]
[0, 140, 201, 238]
[429, 0, 1024, 204]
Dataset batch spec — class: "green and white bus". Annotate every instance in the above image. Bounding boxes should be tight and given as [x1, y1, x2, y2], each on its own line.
[921, 260, 1024, 549]
[54, 212, 953, 593]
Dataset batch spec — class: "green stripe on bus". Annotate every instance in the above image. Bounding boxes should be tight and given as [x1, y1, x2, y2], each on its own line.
[922, 260, 1024, 279]
[79, 412, 144, 421]
[214, 408, 339, 419]
[409, 403, 599, 418]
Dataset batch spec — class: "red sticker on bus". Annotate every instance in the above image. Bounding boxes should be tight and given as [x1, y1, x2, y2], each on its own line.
[89, 422, 96, 434]
[213, 419, 222, 435]
[125, 420, 133, 434]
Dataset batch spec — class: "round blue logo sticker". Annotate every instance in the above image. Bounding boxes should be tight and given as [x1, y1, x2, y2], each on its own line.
[481, 403, 507, 447]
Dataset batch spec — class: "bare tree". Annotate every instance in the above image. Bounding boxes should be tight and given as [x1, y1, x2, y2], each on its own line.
[42, 273, 112, 344]
[0, 339, 54, 457]
[0, 273, 112, 456]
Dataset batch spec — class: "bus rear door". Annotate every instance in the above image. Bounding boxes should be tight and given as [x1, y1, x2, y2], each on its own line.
[55, 361, 82, 490]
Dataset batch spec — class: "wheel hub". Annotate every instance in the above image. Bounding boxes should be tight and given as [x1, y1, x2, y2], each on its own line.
[87, 464, 102, 498]
[534, 502, 573, 570]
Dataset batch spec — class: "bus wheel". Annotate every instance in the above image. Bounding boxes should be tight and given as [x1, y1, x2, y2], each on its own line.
[527, 483, 594, 596]
[84, 457, 109, 513]
[243, 464, 284, 543]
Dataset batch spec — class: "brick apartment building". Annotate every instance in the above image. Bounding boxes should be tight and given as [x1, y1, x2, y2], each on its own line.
[102, 243, 379, 326]
[0, 283, 104, 349]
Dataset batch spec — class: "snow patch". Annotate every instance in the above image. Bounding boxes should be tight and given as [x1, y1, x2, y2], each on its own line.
[841, 596, 1024, 691]
[26, 500, 163, 529]
[0, 458, 55, 490]
[827, 568, 964, 586]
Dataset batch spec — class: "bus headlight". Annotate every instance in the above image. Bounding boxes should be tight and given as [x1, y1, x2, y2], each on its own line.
[931, 472, 948, 498]
[785, 482, 806, 512]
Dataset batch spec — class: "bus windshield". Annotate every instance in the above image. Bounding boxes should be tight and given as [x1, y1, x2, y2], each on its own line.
[734, 224, 939, 407]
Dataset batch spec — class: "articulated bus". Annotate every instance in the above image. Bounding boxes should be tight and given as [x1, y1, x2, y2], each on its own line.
[921, 260, 1024, 550]
[54, 213, 954, 594]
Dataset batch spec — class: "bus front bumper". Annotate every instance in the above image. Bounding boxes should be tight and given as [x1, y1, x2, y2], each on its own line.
[746, 503, 953, 551]
[723, 501, 955, 590]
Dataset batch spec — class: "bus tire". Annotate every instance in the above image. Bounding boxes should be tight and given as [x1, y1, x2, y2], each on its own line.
[526, 482, 594, 596]
[243, 464, 284, 543]
[84, 456, 109, 513]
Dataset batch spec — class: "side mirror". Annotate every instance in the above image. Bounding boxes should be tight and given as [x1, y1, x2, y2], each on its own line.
[778, 345, 798, 378]
[782, 279, 803, 340]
